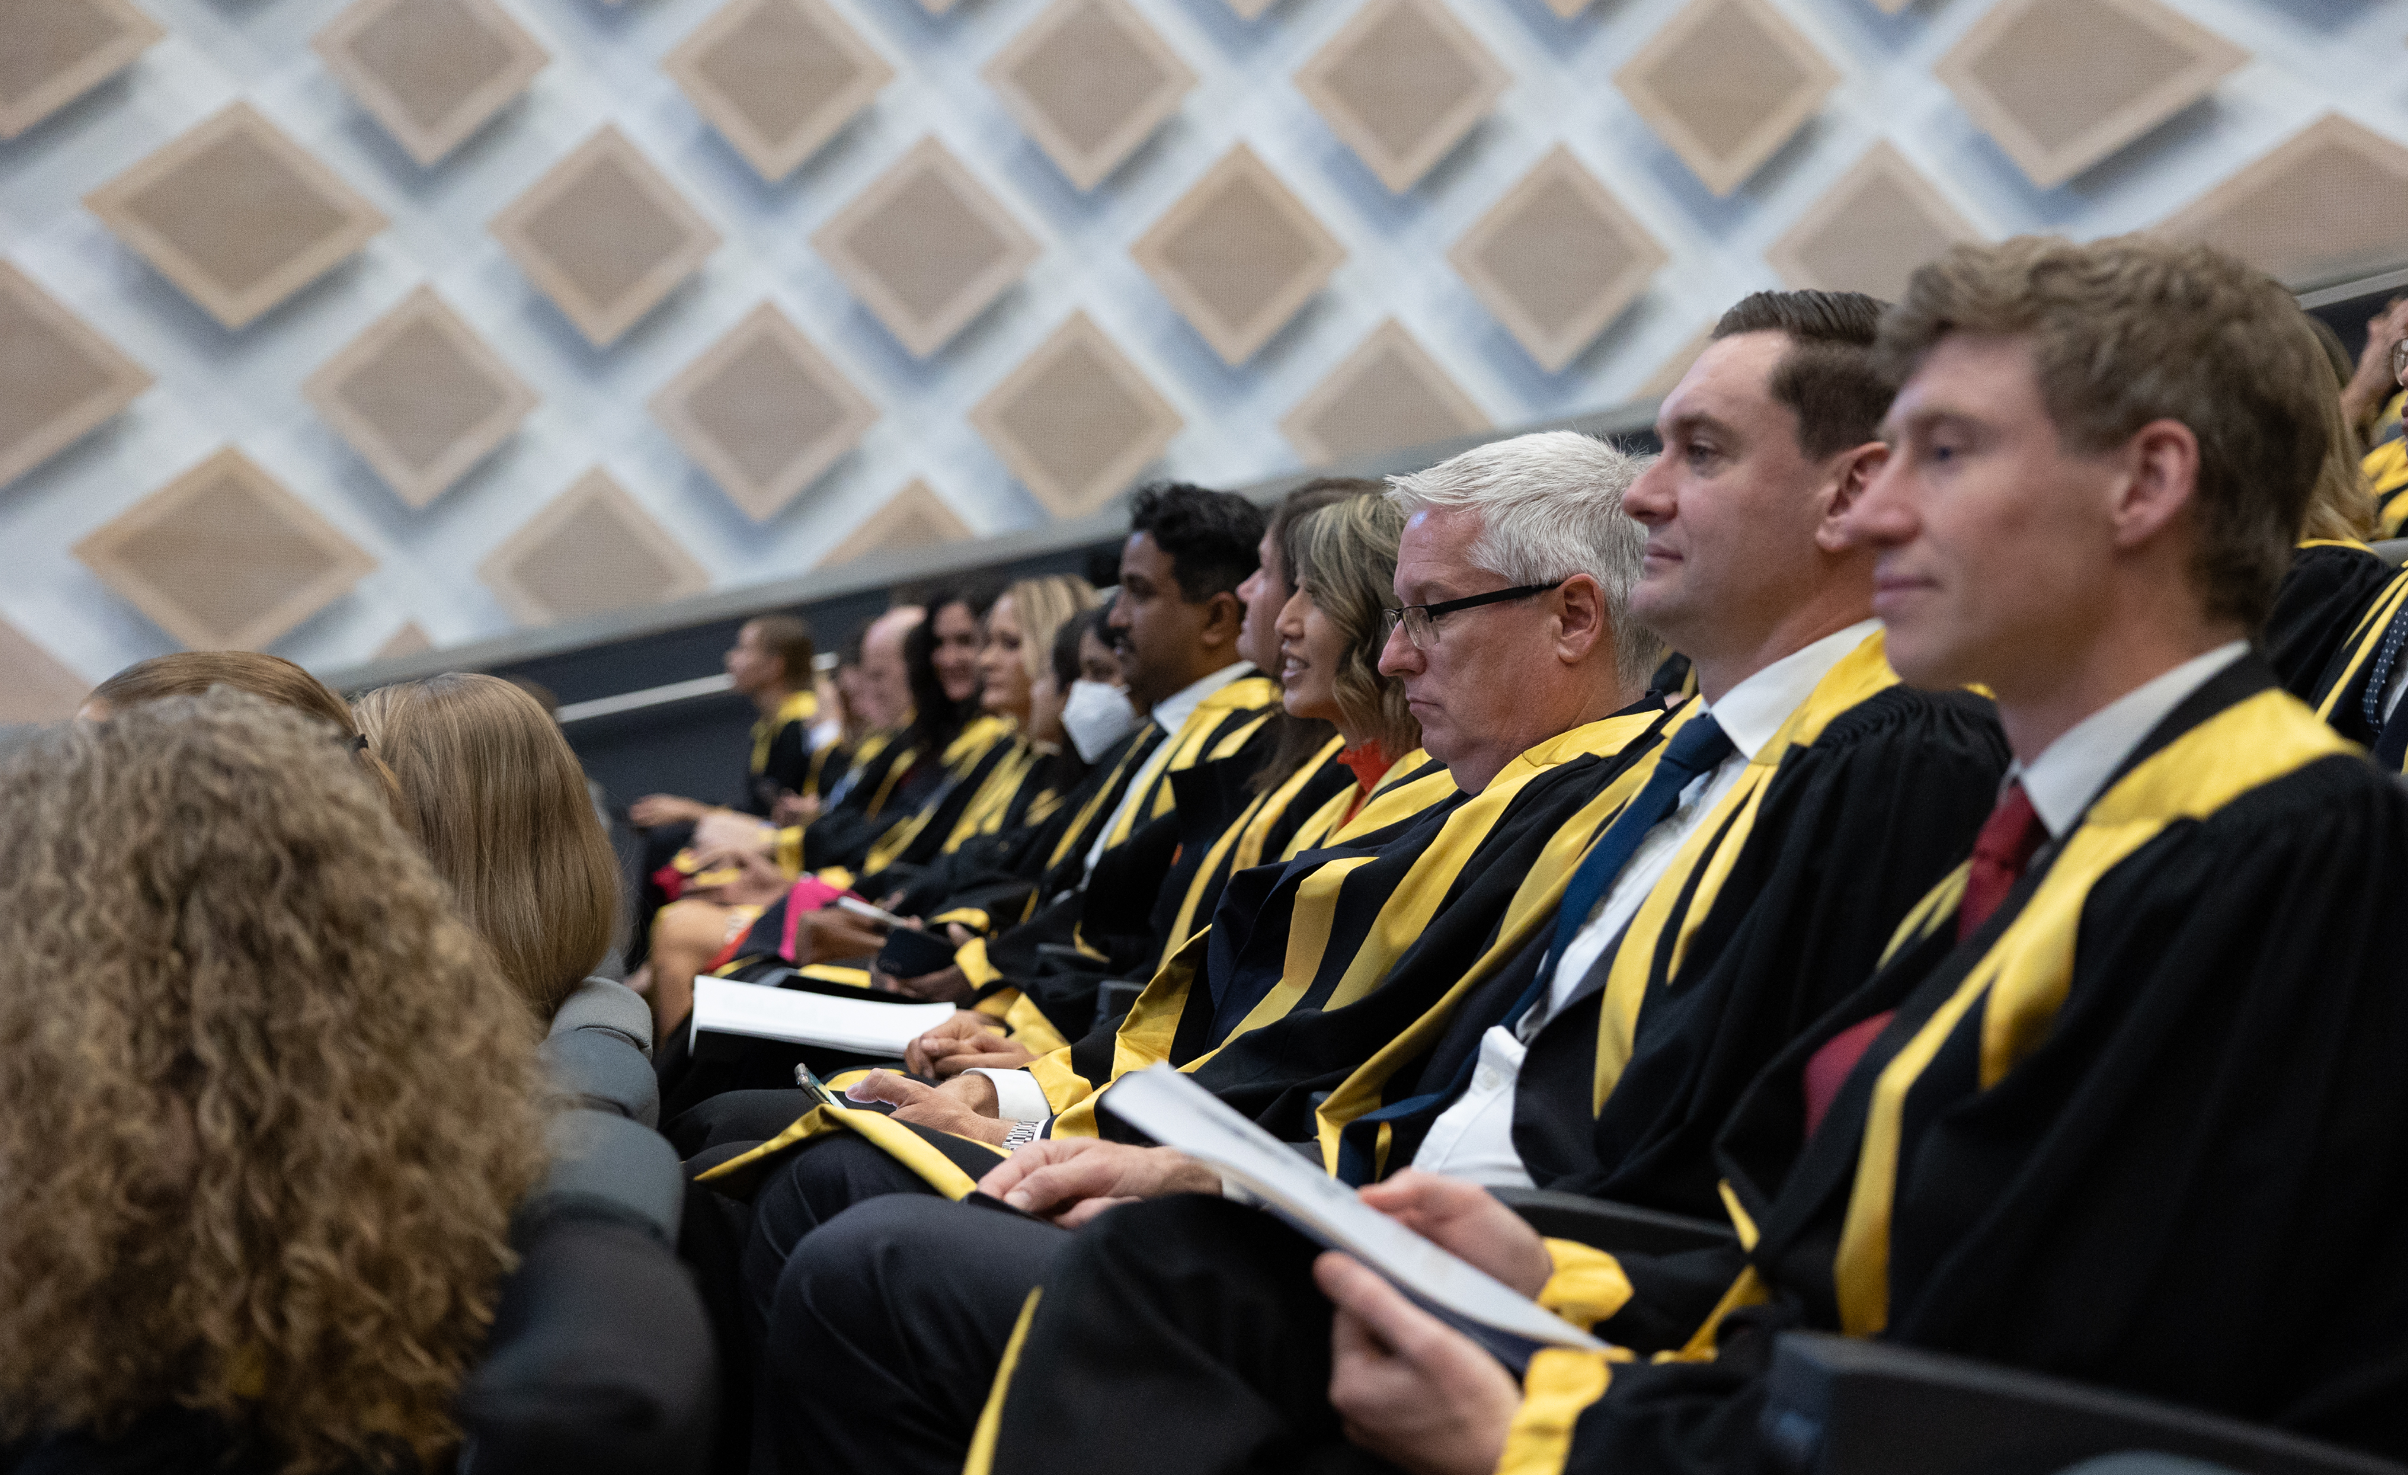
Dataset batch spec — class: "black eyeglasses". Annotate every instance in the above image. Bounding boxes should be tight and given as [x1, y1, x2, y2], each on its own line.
[1381, 580, 1565, 650]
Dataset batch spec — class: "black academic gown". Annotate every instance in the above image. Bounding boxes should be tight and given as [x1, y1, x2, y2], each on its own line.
[1548, 656, 2408, 1472]
[1336, 683, 2005, 1216]
[2260, 540, 2395, 701]
[1067, 701, 1678, 1143]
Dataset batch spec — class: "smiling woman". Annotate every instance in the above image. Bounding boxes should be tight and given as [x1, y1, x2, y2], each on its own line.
[1280, 494, 1420, 770]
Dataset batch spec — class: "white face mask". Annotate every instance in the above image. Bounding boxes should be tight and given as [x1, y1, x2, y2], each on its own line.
[1061, 679, 1140, 762]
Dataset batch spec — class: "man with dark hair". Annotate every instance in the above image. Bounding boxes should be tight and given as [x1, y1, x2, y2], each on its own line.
[751, 290, 2016, 1475]
[955, 237, 2408, 1475]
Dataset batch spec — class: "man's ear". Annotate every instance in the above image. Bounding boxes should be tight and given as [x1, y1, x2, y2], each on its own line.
[1198, 590, 1245, 653]
[2109, 418, 2201, 551]
[1814, 441, 1890, 553]
[1554, 575, 1607, 663]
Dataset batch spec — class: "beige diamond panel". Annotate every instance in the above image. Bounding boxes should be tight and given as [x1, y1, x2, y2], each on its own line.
[0, 0, 2400, 684]
[971, 310, 1182, 518]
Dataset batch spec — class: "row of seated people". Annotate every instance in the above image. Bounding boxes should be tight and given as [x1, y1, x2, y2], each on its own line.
[652, 235, 2408, 1475]
[10, 230, 2408, 1475]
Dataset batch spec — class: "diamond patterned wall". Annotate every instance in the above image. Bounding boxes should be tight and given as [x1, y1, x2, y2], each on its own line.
[2, 0, 2402, 686]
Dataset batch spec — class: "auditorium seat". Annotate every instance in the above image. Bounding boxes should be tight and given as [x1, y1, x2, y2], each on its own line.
[1755, 1332, 2404, 1475]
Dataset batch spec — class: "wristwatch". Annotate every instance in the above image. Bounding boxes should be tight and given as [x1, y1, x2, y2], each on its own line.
[1002, 1119, 1043, 1150]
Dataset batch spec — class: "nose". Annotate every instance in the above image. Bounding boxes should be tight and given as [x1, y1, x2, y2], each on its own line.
[1837, 451, 1918, 551]
[1621, 456, 1674, 526]
[1376, 619, 1422, 678]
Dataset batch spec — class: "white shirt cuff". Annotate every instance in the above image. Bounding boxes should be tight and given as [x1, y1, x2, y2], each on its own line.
[967, 1067, 1053, 1123]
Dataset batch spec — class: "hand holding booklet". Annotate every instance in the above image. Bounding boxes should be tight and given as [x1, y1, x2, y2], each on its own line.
[690, 975, 956, 1057]
[1104, 1065, 1607, 1373]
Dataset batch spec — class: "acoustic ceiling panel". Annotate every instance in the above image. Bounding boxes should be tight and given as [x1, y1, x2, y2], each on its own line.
[313, 0, 548, 168]
[812, 136, 1043, 359]
[85, 103, 389, 331]
[1614, 0, 1839, 198]
[1130, 143, 1346, 366]
[664, 0, 893, 184]
[1294, 0, 1510, 194]
[489, 125, 722, 348]
[1764, 142, 1983, 304]
[0, 259, 153, 492]
[650, 301, 879, 520]
[970, 309, 1182, 517]
[74, 447, 377, 650]
[1449, 144, 1668, 373]
[303, 285, 538, 509]
[0, 617, 90, 722]
[1935, 0, 2244, 190]
[1, 0, 164, 140]
[2156, 114, 2408, 288]
[478, 467, 712, 625]
[984, 0, 1196, 192]
[1281, 317, 1487, 464]
[820, 477, 973, 566]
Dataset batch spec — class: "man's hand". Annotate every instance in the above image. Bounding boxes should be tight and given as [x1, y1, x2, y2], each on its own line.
[771, 790, 822, 827]
[629, 794, 709, 828]
[905, 1012, 1039, 1077]
[1358, 1170, 1553, 1297]
[843, 1069, 1013, 1146]
[1318, 1253, 1522, 1475]
[975, 1139, 1220, 1227]
[791, 907, 888, 964]
[694, 809, 778, 854]
[874, 963, 974, 1003]
[685, 846, 791, 908]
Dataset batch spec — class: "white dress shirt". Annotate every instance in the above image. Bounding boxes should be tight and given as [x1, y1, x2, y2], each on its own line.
[1080, 662, 1252, 879]
[2013, 640, 2247, 840]
[974, 661, 1253, 1124]
[1413, 619, 1884, 1187]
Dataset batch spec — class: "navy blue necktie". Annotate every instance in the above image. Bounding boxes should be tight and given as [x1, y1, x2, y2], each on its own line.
[1331, 712, 1736, 1186]
[2364, 605, 2408, 770]
[1533, 712, 1737, 995]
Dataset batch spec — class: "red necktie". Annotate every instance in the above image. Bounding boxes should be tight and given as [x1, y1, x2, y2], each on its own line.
[1800, 784, 2047, 1141]
[1955, 782, 2047, 941]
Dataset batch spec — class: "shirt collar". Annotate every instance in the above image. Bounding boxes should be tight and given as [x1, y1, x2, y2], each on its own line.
[1149, 661, 1251, 736]
[2013, 640, 2249, 839]
[1699, 619, 1883, 763]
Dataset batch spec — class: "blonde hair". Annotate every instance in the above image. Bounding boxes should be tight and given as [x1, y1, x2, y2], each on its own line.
[89, 652, 402, 813]
[353, 673, 618, 1017]
[0, 692, 545, 1472]
[2297, 312, 2378, 543]
[1290, 496, 1421, 758]
[1000, 575, 1097, 684]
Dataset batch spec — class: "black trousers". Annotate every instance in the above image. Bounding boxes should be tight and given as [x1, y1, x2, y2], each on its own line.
[760, 1194, 1069, 1475]
[983, 1195, 1391, 1475]
[739, 1132, 955, 1340]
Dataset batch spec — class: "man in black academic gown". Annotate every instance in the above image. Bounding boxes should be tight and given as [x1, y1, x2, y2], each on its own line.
[748, 292, 2021, 1472]
[912, 238, 2408, 1475]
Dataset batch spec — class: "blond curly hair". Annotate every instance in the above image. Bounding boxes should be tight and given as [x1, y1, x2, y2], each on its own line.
[0, 692, 546, 1471]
